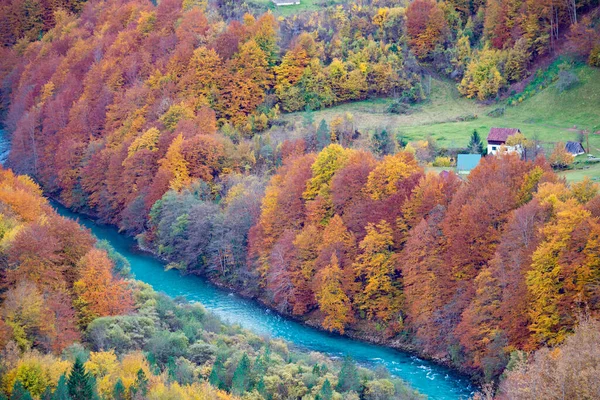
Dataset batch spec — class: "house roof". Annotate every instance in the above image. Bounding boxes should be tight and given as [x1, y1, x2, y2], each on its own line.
[487, 127, 520, 143]
[456, 154, 481, 172]
[565, 141, 585, 155]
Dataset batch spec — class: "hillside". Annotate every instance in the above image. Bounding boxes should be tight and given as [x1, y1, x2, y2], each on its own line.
[284, 64, 600, 148]
[283, 63, 600, 179]
[2, 0, 600, 397]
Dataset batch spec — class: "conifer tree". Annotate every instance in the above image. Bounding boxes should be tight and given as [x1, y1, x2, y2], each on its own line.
[52, 374, 71, 400]
[67, 358, 94, 400]
[11, 381, 33, 400]
[130, 369, 148, 399]
[316, 119, 331, 150]
[468, 130, 484, 154]
[336, 357, 361, 393]
[319, 379, 334, 400]
[113, 379, 126, 400]
[209, 354, 225, 389]
[232, 353, 251, 395]
[51, 375, 70, 400]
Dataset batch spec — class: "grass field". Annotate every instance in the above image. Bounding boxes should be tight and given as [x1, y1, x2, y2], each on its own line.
[250, 0, 345, 16]
[283, 65, 600, 180]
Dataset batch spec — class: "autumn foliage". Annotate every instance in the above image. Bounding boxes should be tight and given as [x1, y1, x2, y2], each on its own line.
[249, 147, 600, 381]
[0, 167, 133, 354]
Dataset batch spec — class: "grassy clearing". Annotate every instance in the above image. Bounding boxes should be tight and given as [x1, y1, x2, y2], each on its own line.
[250, 0, 345, 17]
[282, 65, 600, 180]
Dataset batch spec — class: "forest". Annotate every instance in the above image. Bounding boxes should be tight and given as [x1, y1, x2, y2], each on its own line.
[1, 0, 600, 398]
[0, 166, 425, 399]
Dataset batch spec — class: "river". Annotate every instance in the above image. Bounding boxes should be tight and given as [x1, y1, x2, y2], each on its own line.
[0, 128, 473, 399]
[53, 203, 474, 399]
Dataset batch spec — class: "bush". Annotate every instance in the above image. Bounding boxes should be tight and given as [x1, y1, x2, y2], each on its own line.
[455, 113, 478, 122]
[487, 107, 505, 117]
[556, 70, 579, 93]
[87, 316, 157, 353]
[188, 342, 217, 365]
[386, 101, 411, 115]
[433, 156, 452, 167]
[548, 142, 575, 170]
[589, 46, 600, 67]
[145, 331, 189, 364]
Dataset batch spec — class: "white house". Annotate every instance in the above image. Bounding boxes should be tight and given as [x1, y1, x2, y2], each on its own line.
[487, 127, 522, 155]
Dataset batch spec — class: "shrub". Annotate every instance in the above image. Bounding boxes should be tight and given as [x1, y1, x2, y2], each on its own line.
[386, 100, 411, 115]
[487, 107, 505, 117]
[433, 156, 452, 167]
[455, 113, 478, 122]
[87, 316, 156, 353]
[548, 142, 575, 169]
[556, 70, 579, 93]
[589, 46, 600, 67]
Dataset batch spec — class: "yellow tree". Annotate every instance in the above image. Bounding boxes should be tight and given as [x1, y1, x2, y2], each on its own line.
[316, 253, 353, 334]
[353, 221, 402, 322]
[303, 144, 354, 200]
[526, 199, 590, 345]
[365, 152, 421, 200]
[159, 134, 191, 192]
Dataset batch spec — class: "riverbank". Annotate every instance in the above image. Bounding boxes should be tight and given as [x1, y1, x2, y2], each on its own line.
[50, 196, 477, 396]
[51, 198, 474, 399]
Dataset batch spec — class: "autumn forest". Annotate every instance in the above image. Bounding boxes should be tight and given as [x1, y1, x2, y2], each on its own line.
[1, 0, 600, 398]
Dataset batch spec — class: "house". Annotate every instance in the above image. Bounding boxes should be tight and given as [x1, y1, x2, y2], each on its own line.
[487, 127, 521, 155]
[272, 0, 300, 5]
[456, 154, 481, 175]
[565, 141, 585, 156]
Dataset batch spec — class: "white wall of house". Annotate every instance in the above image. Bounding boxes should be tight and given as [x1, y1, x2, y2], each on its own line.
[487, 143, 522, 156]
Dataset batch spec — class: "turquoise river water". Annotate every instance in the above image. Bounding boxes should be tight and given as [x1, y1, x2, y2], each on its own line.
[52, 202, 474, 399]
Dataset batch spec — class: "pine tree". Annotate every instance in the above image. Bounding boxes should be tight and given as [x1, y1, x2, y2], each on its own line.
[256, 377, 266, 398]
[67, 358, 94, 400]
[209, 354, 225, 389]
[11, 381, 33, 400]
[319, 379, 334, 400]
[468, 130, 484, 154]
[312, 364, 321, 376]
[51, 375, 70, 400]
[231, 353, 251, 395]
[113, 379, 126, 400]
[130, 369, 148, 399]
[371, 129, 394, 156]
[316, 119, 331, 150]
[336, 357, 361, 393]
[40, 386, 52, 400]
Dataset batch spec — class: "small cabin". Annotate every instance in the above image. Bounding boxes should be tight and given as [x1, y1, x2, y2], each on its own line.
[487, 127, 521, 155]
[456, 154, 481, 175]
[272, 0, 300, 5]
[565, 141, 585, 156]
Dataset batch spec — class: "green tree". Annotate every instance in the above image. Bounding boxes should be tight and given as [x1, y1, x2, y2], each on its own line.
[51, 375, 70, 400]
[468, 130, 484, 154]
[112, 379, 126, 400]
[11, 381, 33, 400]
[319, 379, 334, 400]
[40, 386, 52, 400]
[231, 353, 251, 395]
[67, 359, 94, 400]
[209, 354, 225, 389]
[316, 119, 331, 150]
[371, 129, 394, 156]
[336, 357, 361, 393]
[130, 369, 148, 398]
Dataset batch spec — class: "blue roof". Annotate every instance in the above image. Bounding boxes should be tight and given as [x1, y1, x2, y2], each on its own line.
[456, 154, 481, 172]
